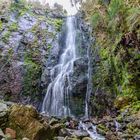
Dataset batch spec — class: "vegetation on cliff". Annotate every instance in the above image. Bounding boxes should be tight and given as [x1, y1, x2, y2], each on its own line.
[0, 0, 63, 106]
[82, 0, 140, 116]
[81, 0, 140, 139]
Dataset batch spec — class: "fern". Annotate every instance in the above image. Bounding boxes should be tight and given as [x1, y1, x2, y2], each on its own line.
[126, 7, 140, 40]
[108, 0, 124, 20]
[91, 12, 101, 28]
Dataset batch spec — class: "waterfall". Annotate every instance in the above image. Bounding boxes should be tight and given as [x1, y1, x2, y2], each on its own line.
[85, 45, 92, 118]
[42, 16, 77, 117]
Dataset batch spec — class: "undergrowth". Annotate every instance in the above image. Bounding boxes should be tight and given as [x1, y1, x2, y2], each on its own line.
[82, 0, 140, 115]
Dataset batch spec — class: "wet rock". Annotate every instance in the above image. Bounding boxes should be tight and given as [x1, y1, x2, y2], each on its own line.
[114, 96, 136, 109]
[0, 129, 5, 139]
[49, 118, 59, 125]
[68, 57, 88, 116]
[71, 57, 88, 97]
[18, 14, 37, 31]
[54, 136, 65, 140]
[66, 129, 89, 139]
[51, 123, 64, 134]
[0, 102, 8, 115]
[105, 131, 119, 140]
[59, 128, 68, 137]
[135, 135, 140, 140]
[97, 124, 109, 136]
[0, 102, 8, 129]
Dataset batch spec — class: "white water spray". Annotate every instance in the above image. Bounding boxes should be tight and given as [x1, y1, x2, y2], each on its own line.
[42, 16, 77, 117]
[79, 121, 105, 140]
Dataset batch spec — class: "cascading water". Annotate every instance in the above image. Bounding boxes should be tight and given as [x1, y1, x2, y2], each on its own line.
[85, 45, 93, 118]
[41, 1, 105, 139]
[42, 16, 77, 117]
[79, 121, 105, 140]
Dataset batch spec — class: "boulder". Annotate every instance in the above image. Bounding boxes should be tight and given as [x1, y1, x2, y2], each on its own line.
[135, 135, 140, 140]
[50, 123, 64, 135]
[65, 129, 89, 139]
[114, 96, 136, 109]
[82, 137, 92, 140]
[49, 118, 59, 125]
[0, 129, 5, 139]
[8, 104, 49, 140]
[0, 102, 8, 129]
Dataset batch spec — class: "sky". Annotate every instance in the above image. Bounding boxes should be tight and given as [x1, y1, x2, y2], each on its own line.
[27, 0, 82, 15]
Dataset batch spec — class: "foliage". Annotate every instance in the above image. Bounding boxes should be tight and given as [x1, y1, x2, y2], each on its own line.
[9, 22, 18, 31]
[10, 0, 30, 16]
[23, 54, 41, 97]
[0, 20, 2, 31]
[127, 8, 140, 40]
[47, 18, 63, 32]
[82, 0, 140, 115]
[2, 31, 11, 43]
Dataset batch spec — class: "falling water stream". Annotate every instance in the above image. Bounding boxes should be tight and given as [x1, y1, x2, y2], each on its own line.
[41, 15, 105, 140]
[42, 16, 77, 117]
[40, 1, 105, 139]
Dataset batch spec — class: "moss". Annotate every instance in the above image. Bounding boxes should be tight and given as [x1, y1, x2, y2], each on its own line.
[2, 31, 11, 43]
[23, 54, 41, 97]
[8, 104, 48, 140]
[83, 0, 140, 116]
[97, 124, 109, 135]
[130, 101, 140, 113]
[47, 18, 63, 32]
[114, 95, 137, 109]
[0, 20, 2, 31]
[54, 19, 63, 31]
[10, 0, 30, 17]
[47, 44, 52, 52]
[9, 22, 18, 31]
[116, 115, 123, 123]
[30, 22, 49, 46]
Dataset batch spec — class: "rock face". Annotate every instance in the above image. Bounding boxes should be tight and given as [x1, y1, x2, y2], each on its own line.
[0, 2, 64, 109]
[41, 12, 92, 116]
[69, 13, 92, 116]
[0, 2, 92, 117]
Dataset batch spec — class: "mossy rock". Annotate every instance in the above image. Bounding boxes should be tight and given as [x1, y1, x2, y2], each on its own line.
[8, 104, 49, 140]
[116, 115, 123, 123]
[114, 95, 137, 109]
[82, 137, 92, 140]
[97, 124, 109, 136]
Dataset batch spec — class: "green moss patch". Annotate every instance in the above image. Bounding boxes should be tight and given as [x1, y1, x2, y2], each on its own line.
[23, 54, 41, 97]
